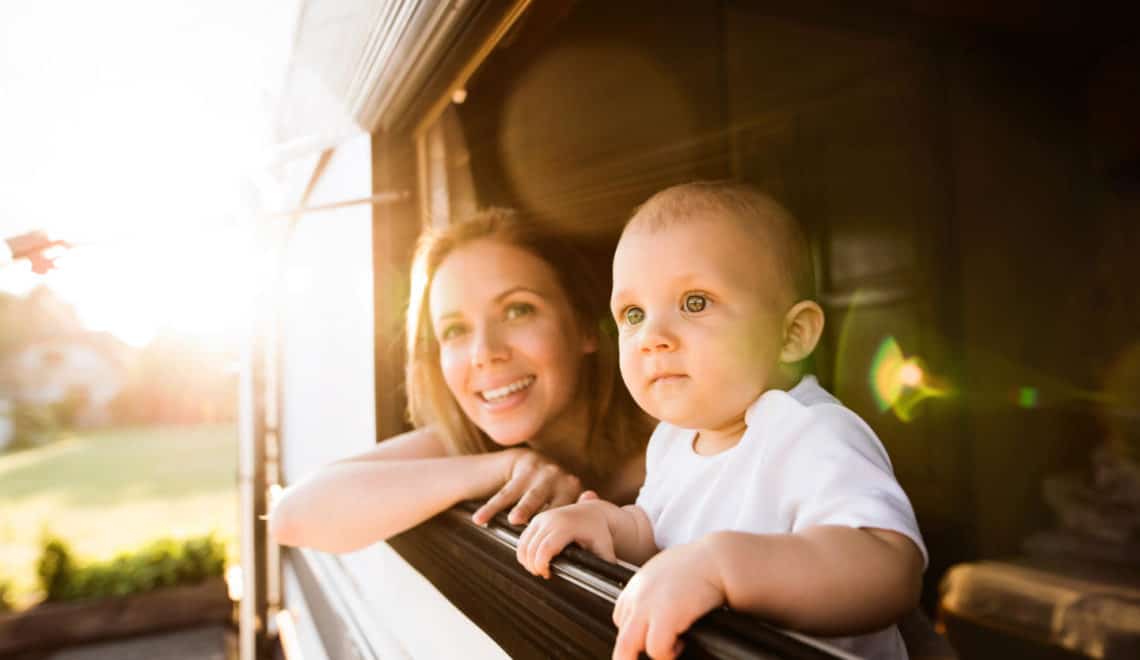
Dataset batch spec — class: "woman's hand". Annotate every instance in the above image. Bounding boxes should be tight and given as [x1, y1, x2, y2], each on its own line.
[472, 448, 585, 526]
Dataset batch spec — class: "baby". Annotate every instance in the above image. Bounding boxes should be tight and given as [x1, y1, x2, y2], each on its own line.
[516, 181, 927, 660]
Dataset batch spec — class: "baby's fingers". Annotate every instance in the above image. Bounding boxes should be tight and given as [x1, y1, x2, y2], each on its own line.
[532, 528, 572, 579]
[612, 616, 647, 660]
[515, 521, 540, 570]
[645, 619, 683, 660]
[613, 580, 637, 627]
[580, 531, 616, 563]
[518, 517, 550, 575]
[577, 489, 599, 503]
[612, 594, 626, 628]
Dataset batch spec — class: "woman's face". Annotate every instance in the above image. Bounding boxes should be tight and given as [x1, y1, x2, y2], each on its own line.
[429, 239, 597, 447]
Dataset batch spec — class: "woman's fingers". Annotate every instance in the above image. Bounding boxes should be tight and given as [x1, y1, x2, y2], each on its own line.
[473, 475, 525, 525]
[548, 482, 581, 511]
[508, 478, 554, 525]
[480, 450, 587, 525]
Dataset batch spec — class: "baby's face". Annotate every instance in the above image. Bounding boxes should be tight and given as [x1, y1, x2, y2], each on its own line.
[611, 215, 791, 432]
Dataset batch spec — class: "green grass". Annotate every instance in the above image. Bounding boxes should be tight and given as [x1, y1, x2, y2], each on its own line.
[0, 424, 238, 608]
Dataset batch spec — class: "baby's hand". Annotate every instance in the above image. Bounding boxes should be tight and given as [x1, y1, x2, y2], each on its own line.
[612, 542, 725, 660]
[516, 499, 617, 579]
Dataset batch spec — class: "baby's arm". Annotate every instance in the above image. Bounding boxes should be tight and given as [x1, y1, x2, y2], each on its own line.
[611, 526, 923, 660]
[706, 526, 922, 632]
[517, 498, 657, 578]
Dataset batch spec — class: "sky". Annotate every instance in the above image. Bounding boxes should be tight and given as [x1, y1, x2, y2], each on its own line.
[0, 0, 295, 346]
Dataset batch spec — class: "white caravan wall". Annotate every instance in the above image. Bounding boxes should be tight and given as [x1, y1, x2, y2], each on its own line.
[275, 132, 507, 659]
[280, 133, 376, 484]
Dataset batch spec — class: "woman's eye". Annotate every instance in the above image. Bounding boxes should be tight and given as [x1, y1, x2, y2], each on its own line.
[683, 293, 708, 313]
[439, 324, 466, 341]
[504, 302, 535, 320]
[624, 307, 645, 326]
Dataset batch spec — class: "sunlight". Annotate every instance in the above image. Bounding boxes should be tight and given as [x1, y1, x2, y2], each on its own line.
[27, 227, 261, 348]
[0, 0, 287, 349]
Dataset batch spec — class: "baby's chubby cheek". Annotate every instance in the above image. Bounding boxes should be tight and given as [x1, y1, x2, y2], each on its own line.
[618, 355, 655, 414]
[634, 387, 665, 421]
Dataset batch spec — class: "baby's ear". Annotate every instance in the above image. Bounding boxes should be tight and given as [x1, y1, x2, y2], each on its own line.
[780, 300, 825, 364]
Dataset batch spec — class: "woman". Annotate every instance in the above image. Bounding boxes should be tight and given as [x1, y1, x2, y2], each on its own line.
[270, 208, 651, 553]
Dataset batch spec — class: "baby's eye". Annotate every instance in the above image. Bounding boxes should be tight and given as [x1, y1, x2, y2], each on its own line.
[504, 302, 535, 320]
[439, 324, 467, 341]
[623, 306, 645, 326]
[683, 293, 708, 313]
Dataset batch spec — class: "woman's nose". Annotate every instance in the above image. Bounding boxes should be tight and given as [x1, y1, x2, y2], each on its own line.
[472, 326, 510, 367]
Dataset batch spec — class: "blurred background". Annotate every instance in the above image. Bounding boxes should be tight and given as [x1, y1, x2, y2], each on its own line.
[0, 0, 289, 621]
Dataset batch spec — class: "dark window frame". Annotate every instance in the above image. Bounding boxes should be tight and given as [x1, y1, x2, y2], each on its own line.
[386, 502, 850, 659]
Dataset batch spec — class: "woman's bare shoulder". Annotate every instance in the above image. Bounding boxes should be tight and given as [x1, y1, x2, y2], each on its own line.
[335, 425, 449, 463]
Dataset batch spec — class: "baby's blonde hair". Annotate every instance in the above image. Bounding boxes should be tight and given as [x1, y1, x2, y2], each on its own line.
[626, 181, 815, 302]
[405, 208, 648, 479]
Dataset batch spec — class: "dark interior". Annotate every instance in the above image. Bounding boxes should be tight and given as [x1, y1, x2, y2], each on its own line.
[438, 0, 1140, 616]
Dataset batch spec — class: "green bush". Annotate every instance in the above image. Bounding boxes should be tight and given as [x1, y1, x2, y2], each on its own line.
[8, 403, 64, 450]
[0, 577, 13, 613]
[36, 535, 74, 602]
[36, 533, 226, 603]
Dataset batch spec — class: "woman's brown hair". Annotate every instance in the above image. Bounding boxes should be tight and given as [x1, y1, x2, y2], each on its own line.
[405, 208, 647, 480]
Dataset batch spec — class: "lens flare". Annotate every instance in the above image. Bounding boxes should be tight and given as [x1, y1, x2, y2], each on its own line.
[899, 363, 924, 387]
[870, 337, 906, 412]
[500, 41, 698, 237]
[870, 336, 953, 421]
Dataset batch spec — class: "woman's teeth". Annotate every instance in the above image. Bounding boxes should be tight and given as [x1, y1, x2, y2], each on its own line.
[480, 376, 535, 402]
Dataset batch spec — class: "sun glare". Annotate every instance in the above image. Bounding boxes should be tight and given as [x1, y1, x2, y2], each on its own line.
[1, 0, 286, 350]
[40, 227, 262, 348]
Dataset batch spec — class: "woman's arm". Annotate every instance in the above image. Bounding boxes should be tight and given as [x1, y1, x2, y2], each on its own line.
[269, 427, 516, 553]
[270, 426, 593, 553]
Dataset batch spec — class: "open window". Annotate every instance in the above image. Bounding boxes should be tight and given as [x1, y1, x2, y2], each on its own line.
[246, 2, 1140, 658]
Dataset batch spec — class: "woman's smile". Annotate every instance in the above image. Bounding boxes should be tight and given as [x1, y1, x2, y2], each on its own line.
[477, 374, 537, 406]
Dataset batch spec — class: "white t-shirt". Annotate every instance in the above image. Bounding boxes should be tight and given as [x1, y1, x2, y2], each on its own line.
[635, 376, 926, 660]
